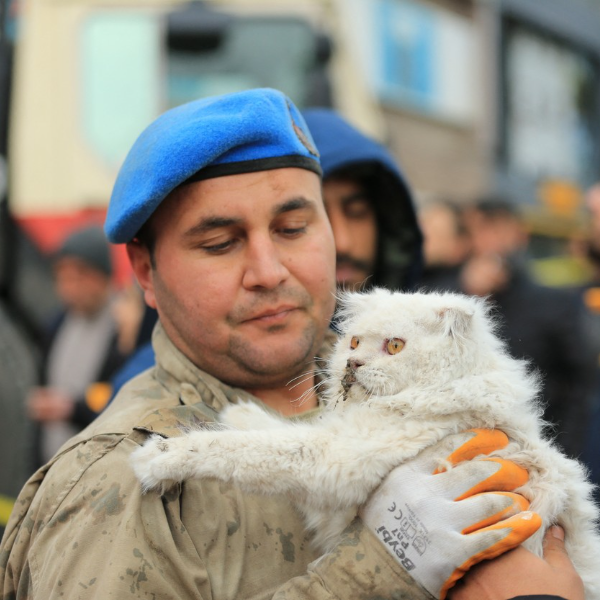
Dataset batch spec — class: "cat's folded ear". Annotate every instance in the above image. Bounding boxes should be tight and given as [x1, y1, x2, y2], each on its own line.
[436, 304, 476, 341]
[335, 288, 390, 328]
[335, 290, 371, 320]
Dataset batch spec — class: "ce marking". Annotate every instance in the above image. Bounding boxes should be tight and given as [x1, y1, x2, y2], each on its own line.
[387, 502, 403, 520]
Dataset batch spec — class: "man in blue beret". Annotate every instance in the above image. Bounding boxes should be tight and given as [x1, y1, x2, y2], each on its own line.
[1, 89, 582, 600]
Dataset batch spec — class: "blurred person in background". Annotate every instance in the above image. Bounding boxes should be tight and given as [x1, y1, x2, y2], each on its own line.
[26, 224, 128, 466]
[459, 197, 597, 460]
[111, 282, 148, 359]
[418, 199, 470, 292]
[579, 182, 600, 497]
[105, 299, 158, 400]
[302, 107, 423, 294]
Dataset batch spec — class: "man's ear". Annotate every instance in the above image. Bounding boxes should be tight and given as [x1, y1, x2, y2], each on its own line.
[126, 241, 157, 309]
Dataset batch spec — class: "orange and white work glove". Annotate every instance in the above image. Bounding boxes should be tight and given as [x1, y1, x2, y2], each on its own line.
[360, 429, 542, 600]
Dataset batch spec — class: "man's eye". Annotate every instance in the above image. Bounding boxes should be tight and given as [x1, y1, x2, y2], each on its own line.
[278, 224, 307, 237]
[343, 198, 373, 219]
[201, 238, 237, 254]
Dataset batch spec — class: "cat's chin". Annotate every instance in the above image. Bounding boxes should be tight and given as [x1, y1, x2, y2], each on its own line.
[343, 384, 370, 405]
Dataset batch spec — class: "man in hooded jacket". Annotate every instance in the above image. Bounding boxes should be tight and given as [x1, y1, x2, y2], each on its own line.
[302, 108, 422, 294]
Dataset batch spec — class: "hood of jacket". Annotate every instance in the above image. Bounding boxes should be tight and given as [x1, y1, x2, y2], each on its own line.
[303, 108, 423, 290]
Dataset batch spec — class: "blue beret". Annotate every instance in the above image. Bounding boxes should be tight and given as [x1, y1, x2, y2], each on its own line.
[105, 88, 321, 244]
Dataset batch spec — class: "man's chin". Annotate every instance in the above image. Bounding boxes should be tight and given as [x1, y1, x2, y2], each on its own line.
[229, 325, 320, 381]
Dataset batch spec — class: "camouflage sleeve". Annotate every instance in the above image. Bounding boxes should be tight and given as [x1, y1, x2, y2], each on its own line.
[273, 519, 434, 600]
[2, 433, 433, 599]
[2, 436, 214, 599]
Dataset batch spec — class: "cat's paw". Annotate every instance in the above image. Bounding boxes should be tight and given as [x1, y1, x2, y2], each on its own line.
[130, 435, 188, 493]
[221, 400, 277, 430]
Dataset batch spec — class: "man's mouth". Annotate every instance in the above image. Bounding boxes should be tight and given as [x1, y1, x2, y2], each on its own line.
[242, 305, 298, 323]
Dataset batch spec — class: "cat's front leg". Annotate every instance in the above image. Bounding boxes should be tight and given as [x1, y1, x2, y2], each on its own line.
[220, 400, 287, 431]
[131, 431, 245, 491]
[131, 427, 318, 497]
[130, 432, 229, 492]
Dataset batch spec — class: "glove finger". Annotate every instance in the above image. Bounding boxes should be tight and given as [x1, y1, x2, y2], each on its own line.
[430, 457, 527, 502]
[460, 492, 530, 534]
[414, 430, 508, 475]
[453, 458, 528, 501]
[433, 428, 509, 474]
[426, 491, 529, 536]
[439, 511, 543, 600]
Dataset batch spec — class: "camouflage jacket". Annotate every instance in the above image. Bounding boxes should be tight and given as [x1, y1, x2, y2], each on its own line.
[0, 323, 431, 600]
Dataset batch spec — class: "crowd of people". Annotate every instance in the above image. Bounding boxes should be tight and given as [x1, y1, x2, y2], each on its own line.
[419, 196, 600, 466]
[1, 88, 597, 599]
[23, 225, 157, 469]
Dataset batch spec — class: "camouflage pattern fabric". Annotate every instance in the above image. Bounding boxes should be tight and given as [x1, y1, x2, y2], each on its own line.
[0, 323, 432, 599]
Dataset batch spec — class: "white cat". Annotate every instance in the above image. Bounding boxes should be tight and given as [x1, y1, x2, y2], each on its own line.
[131, 288, 600, 599]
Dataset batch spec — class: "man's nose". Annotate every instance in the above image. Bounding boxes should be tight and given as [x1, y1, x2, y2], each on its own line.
[242, 235, 290, 290]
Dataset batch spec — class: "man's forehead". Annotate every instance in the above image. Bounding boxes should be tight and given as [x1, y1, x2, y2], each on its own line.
[181, 168, 320, 205]
[322, 177, 371, 204]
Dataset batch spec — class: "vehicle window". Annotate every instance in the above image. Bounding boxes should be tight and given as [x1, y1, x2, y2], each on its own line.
[80, 11, 162, 168]
[79, 8, 328, 167]
[167, 16, 319, 109]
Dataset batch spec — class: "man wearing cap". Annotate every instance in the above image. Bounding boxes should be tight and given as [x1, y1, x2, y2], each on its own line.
[26, 224, 126, 467]
[1, 90, 582, 600]
[101, 107, 423, 395]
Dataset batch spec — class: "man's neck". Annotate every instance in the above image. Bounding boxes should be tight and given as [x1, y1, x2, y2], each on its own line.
[246, 376, 318, 417]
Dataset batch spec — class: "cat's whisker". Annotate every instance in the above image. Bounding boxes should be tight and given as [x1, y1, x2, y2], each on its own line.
[288, 374, 318, 391]
[295, 379, 333, 406]
[287, 370, 318, 386]
[287, 369, 333, 393]
[293, 384, 319, 404]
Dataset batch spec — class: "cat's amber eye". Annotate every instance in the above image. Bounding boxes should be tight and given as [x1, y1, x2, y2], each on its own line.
[350, 336, 360, 350]
[386, 338, 405, 355]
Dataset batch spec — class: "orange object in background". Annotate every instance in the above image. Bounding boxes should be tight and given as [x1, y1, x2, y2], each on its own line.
[583, 287, 600, 314]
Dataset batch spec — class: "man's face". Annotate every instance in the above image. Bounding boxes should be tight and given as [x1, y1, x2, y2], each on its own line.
[420, 204, 468, 267]
[129, 168, 336, 390]
[53, 257, 111, 316]
[322, 177, 378, 289]
[465, 209, 526, 258]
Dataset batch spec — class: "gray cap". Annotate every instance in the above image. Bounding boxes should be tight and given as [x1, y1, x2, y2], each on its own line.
[55, 225, 112, 276]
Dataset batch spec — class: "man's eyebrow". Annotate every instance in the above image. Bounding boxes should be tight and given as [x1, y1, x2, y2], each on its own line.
[341, 191, 371, 203]
[273, 197, 317, 216]
[183, 197, 316, 238]
[183, 216, 242, 238]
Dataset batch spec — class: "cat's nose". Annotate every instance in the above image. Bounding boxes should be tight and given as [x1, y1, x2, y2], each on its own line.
[347, 359, 364, 371]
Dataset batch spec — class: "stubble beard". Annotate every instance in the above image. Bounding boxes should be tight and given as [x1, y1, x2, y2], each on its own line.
[226, 316, 322, 387]
[226, 286, 324, 387]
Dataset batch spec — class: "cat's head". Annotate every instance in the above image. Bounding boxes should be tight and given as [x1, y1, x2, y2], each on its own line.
[323, 288, 502, 409]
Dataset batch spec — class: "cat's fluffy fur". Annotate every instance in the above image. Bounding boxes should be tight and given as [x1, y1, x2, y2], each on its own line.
[131, 289, 600, 598]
